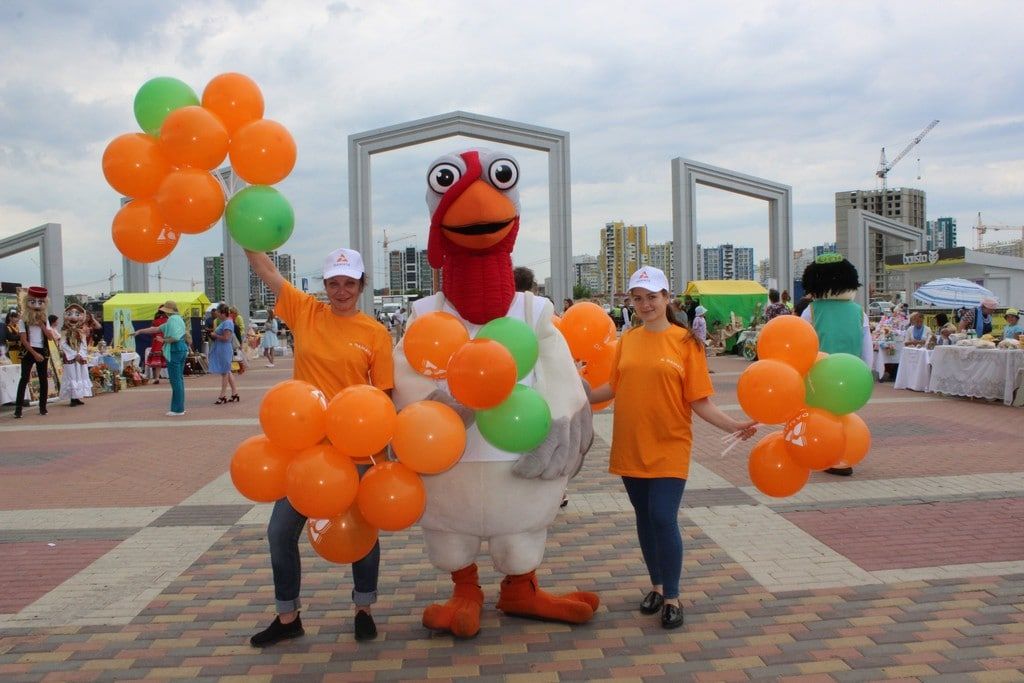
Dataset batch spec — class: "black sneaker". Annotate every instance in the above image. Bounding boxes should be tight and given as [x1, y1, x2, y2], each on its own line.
[640, 591, 664, 615]
[661, 603, 684, 629]
[824, 467, 853, 477]
[354, 610, 377, 641]
[250, 614, 304, 648]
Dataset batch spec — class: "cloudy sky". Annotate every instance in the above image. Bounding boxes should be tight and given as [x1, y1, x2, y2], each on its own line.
[2, 0, 1023, 297]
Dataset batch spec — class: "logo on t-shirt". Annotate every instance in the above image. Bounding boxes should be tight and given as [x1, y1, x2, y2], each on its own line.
[659, 356, 684, 372]
[349, 341, 371, 357]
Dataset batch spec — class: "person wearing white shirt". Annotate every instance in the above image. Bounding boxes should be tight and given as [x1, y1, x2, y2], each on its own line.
[14, 286, 58, 418]
[902, 312, 932, 347]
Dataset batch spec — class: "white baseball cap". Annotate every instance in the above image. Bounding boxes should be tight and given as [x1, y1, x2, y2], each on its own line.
[627, 266, 670, 293]
[322, 248, 364, 281]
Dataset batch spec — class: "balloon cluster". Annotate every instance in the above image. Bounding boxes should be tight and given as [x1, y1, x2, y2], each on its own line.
[102, 73, 297, 263]
[404, 312, 552, 452]
[738, 316, 874, 497]
[230, 379, 466, 564]
[559, 302, 617, 412]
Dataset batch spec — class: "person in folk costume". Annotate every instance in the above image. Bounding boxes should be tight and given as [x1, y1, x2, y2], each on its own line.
[14, 286, 58, 418]
[59, 304, 92, 406]
[800, 253, 874, 477]
[146, 306, 170, 384]
[393, 149, 597, 638]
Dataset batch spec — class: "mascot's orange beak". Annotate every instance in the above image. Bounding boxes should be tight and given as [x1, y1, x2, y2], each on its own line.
[441, 179, 517, 250]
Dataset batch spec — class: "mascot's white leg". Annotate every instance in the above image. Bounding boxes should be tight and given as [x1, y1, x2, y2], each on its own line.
[422, 530, 480, 572]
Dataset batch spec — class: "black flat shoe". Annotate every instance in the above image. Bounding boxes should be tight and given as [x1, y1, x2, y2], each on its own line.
[354, 610, 377, 641]
[250, 614, 304, 648]
[640, 590, 664, 615]
[824, 467, 853, 477]
[661, 603, 684, 629]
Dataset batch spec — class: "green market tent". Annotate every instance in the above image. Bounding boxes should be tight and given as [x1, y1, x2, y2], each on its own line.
[102, 292, 211, 353]
[682, 280, 768, 350]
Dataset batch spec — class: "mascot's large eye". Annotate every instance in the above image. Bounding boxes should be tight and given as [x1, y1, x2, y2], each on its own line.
[488, 158, 518, 190]
[428, 162, 462, 194]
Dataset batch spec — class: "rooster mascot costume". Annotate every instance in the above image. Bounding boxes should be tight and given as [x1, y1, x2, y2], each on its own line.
[393, 149, 597, 638]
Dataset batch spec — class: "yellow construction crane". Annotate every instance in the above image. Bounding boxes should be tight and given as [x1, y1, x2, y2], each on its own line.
[877, 120, 939, 190]
[974, 212, 1024, 248]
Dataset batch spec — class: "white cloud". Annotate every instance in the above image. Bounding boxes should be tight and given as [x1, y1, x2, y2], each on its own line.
[1, 0, 1023, 293]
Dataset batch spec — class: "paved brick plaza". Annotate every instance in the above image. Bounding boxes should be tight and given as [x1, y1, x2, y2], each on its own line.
[1, 355, 1022, 681]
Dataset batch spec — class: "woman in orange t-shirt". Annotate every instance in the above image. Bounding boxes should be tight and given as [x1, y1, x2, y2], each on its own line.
[245, 246, 395, 647]
[588, 267, 756, 629]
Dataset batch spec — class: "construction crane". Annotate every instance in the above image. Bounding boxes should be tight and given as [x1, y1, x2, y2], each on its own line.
[974, 212, 1024, 248]
[381, 228, 416, 252]
[876, 119, 939, 190]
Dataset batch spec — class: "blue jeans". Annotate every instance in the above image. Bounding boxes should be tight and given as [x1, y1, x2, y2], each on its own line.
[166, 342, 187, 414]
[267, 478, 380, 613]
[621, 476, 687, 600]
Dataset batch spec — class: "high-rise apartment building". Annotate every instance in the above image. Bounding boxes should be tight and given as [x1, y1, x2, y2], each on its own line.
[701, 244, 755, 281]
[925, 217, 957, 250]
[792, 242, 837, 283]
[648, 241, 675, 286]
[203, 255, 224, 303]
[598, 221, 649, 297]
[835, 188, 926, 296]
[249, 251, 294, 308]
[388, 247, 436, 295]
[756, 258, 771, 287]
[573, 254, 603, 295]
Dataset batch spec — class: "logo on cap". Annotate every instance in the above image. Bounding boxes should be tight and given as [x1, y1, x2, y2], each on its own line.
[637, 271, 650, 280]
[335, 252, 350, 265]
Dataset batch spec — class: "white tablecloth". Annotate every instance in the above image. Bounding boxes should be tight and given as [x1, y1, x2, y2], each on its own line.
[894, 347, 932, 391]
[928, 346, 1024, 406]
[872, 340, 904, 378]
[0, 363, 23, 405]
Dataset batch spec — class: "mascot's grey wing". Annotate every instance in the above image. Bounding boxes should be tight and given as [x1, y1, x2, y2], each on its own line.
[392, 304, 443, 411]
[512, 298, 594, 480]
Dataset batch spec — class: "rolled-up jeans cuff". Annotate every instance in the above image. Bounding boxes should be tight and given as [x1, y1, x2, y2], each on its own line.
[275, 597, 301, 614]
[352, 589, 377, 607]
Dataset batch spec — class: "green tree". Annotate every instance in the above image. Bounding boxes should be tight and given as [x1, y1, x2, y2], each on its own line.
[573, 284, 591, 300]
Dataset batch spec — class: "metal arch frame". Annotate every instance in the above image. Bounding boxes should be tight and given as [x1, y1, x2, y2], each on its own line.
[349, 111, 572, 313]
[672, 158, 792, 294]
[0, 223, 64, 307]
[846, 209, 924, 307]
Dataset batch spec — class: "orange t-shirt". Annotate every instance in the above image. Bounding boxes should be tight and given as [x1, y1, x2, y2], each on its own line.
[275, 283, 394, 399]
[609, 325, 714, 479]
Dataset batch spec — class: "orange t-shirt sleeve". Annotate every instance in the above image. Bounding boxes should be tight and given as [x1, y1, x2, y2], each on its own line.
[370, 326, 395, 391]
[274, 282, 311, 335]
[609, 330, 626, 392]
[681, 335, 714, 403]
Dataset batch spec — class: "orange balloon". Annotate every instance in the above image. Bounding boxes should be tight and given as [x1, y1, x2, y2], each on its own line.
[839, 413, 871, 467]
[579, 340, 616, 412]
[307, 506, 379, 564]
[403, 312, 469, 378]
[326, 385, 397, 459]
[102, 133, 172, 198]
[201, 72, 265, 135]
[748, 432, 810, 498]
[392, 400, 467, 474]
[757, 315, 820, 374]
[229, 119, 296, 185]
[286, 444, 360, 519]
[259, 379, 328, 451]
[446, 338, 517, 410]
[155, 168, 225, 233]
[356, 462, 426, 531]
[111, 199, 178, 263]
[782, 408, 846, 470]
[561, 302, 615, 361]
[158, 105, 229, 170]
[230, 435, 292, 502]
[737, 359, 806, 424]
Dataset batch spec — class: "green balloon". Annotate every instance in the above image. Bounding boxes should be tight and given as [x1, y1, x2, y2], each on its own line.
[477, 384, 552, 453]
[226, 186, 295, 251]
[476, 317, 539, 380]
[804, 352, 874, 415]
[133, 77, 199, 136]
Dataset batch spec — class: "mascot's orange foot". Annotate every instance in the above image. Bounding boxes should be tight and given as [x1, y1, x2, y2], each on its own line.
[422, 564, 484, 638]
[496, 571, 598, 624]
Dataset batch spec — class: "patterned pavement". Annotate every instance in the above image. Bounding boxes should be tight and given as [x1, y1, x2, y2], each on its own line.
[1, 355, 1022, 681]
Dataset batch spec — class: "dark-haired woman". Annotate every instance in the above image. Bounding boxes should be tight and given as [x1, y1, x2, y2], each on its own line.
[208, 304, 239, 404]
[588, 266, 756, 629]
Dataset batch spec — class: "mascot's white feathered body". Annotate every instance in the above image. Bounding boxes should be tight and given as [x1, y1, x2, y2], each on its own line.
[393, 149, 597, 638]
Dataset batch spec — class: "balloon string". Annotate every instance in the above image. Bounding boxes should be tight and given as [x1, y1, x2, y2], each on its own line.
[720, 423, 760, 458]
[369, 453, 377, 467]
